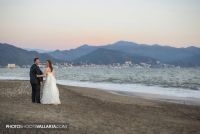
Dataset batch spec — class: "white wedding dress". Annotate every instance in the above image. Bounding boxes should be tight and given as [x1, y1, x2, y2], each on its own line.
[41, 71, 61, 105]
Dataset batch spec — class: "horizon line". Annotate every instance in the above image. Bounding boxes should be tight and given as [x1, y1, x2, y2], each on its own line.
[0, 40, 200, 51]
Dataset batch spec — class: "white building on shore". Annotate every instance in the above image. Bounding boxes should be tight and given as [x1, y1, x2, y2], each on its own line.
[7, 64, 16, 68]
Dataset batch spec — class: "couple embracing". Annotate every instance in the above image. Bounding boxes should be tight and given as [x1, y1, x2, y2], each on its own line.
[30, 58, 61, 105]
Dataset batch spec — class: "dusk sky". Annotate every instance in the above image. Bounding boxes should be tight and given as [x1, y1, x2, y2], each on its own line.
[0, 0, 200, 50]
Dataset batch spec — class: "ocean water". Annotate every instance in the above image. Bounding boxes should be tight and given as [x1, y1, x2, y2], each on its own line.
[0, 67, 200, 100]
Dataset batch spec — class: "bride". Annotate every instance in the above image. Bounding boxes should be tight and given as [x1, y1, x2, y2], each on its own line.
[37, 60, 61, 105]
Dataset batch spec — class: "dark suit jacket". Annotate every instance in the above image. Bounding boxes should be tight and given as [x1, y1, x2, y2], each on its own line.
[30, 64, 43, 85]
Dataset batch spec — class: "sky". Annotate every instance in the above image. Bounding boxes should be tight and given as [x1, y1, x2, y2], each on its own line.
[0, 0, 200, 50]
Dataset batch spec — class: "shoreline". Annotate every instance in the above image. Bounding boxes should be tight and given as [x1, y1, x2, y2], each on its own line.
[1, 78, 199, 106]
[59, 85, 200, 106]
[109, 90, 200, 106]
[0, 80, 200, 133]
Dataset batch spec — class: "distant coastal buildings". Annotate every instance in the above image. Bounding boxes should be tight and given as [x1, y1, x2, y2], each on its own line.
[1, 60, 180, 69]
[7, 64, 16, 68]
[124, 61, 133, 66]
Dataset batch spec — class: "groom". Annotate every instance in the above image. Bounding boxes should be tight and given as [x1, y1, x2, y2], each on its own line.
[30, 58, 43, 103]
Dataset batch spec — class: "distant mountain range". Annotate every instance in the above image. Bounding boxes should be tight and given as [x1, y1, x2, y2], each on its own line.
[0, 41, 200, 67]
[24, 48, 53, 53]
[48, 44, 97, 61]
[0, 43, 61, 66]
[73, 48, 156, 65]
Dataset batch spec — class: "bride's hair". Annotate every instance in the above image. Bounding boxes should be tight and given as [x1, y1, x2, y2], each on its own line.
[46, 60, 53, 72]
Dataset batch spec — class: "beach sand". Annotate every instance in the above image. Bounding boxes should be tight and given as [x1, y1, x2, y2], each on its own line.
[0, 80, 200, 134]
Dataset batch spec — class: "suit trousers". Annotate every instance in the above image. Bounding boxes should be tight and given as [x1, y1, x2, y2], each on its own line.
[31, 83, 41, 103]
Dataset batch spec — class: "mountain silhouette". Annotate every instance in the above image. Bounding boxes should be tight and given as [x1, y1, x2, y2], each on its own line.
[0, 43, 61, 66]
[73, 48, 156, 65]
[0, 41, 200, 67]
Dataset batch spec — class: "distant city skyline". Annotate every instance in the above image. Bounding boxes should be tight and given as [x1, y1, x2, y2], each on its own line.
[0, 0, 200, 49]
